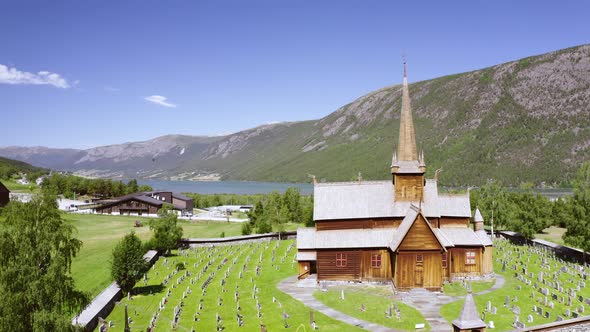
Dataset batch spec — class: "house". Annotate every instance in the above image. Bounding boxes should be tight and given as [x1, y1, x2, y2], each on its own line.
[296, 63, 493, 290]
[95, 191, 194, 216]
[0, 181, 10, 207]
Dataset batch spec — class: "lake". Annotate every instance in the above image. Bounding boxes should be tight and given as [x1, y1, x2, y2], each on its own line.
[137, 179, 314, 195]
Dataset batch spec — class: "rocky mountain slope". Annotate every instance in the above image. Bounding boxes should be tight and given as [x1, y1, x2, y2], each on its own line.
[2, 44, 589, 186]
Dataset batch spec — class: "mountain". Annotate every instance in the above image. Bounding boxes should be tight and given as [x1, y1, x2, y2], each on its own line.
[2, 45, 589, 186]
[0, 156, 49, 179]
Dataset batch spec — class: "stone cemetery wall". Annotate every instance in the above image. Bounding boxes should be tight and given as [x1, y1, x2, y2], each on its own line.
[72, 250, 160, 331]
[182, 231, 297, 247]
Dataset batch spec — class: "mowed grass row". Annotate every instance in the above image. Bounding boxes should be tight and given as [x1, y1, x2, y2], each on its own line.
[66, 213, 243, 297]
[440, 240, 590, 331]
[104, 240, 365, 331]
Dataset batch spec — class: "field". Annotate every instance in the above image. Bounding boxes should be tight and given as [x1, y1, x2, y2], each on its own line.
[67, 213, 244, 296]
[102, 240, 365, 332]
[534, 226, 567, 245]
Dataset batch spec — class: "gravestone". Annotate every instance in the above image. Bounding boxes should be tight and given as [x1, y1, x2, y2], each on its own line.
[486, 301, 491, 312]
[556, 315, 564, 321]
[505, 296, 510, 307]
[549, 301, 554, 309]
[492, 307, 497, 315]
[573, 311, 579, 318]
[513, 306, 520, 315]
[544, 311, 550, 319]
[527, 314, 533, 323]
[565, 309, 571, 317]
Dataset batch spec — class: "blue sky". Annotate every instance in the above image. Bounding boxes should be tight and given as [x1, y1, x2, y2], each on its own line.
[1, 1, 589, 149]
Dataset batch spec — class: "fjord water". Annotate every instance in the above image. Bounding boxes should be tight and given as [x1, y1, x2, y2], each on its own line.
[137, 179, 314, 195]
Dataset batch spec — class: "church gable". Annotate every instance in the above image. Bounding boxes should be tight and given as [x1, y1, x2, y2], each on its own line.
[398, 213, 443, 251]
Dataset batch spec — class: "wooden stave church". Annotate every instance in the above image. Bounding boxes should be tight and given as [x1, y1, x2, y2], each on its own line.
[296, 63, 493, 291]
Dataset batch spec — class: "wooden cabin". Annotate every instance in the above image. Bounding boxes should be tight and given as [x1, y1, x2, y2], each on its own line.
[0, 181, 10, 207]
[95, 191, 193, 216]
[296, 63, 493, 290]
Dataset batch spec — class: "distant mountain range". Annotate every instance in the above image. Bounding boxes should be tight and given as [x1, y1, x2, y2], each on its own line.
[2, 44, 589, 186]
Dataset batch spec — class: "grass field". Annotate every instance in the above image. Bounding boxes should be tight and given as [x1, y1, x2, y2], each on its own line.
[101, 240, 365, 332]
[441, 239, 590, 331]
[67, 213, 245, 297]
[314, 287, 429, 331]
[1, 179, 38, 193]
[534, 226, 567, 245]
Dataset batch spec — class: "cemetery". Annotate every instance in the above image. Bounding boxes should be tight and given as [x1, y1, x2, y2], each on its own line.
[94, 240, 365, 331]
[84, 235, 590, 331]
[440, 238, 590, 331]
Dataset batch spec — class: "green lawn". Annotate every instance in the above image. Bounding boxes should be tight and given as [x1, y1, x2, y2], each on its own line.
[443, 280, 496, 296]
[314, 287, 429, 331]
[101, 240, 365, 331]
[534, 226, 567, 245]
[66, 213, 244, 297]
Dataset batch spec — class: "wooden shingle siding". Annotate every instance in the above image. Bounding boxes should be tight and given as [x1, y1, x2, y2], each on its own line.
[316, 219, 401, 231]
[394, 174, 424, 201]
[449, 247, 482, 277]
[360, 250, 392, 281]
[439, 217, 470, 227]
[317, 250, 361, 281]
[395, 252, 442, 290]
[481, 246, 493, 274]
[398, 214, 442, 251]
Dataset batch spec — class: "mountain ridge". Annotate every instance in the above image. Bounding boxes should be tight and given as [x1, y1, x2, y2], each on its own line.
[2, 44, 589, 186]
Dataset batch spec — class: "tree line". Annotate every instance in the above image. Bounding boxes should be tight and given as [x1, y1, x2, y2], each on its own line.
[241, 187, 313, 235]
[471, 162, 590, 253]
[41, 174, 152, 199]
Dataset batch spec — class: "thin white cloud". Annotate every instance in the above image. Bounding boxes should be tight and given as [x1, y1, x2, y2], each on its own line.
[144, 95, 177, 108]
[0, 64, 70, 88]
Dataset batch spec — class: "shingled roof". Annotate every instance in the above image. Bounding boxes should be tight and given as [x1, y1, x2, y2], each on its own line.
[313, 179, 470, 221]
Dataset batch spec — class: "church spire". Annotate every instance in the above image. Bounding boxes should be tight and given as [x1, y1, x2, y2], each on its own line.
[396, 60, 418, 161]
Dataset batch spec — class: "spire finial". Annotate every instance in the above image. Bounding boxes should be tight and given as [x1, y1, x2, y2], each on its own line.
[402, 51, 407, 79]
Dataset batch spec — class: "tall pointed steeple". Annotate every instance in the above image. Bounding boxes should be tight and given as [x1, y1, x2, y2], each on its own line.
[397, 60, 418, 161]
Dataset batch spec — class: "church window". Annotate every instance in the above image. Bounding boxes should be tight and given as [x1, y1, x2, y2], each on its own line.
[416, 254, 423, 263]
[465, 250, 476, 265]
[442, 252, 448, 268]
[371, 254, 382, 268]
[336, 253, 347, 267]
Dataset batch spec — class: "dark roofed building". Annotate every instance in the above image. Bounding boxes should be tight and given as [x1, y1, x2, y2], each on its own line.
[95, 191, 193, 216]
[296, 63, 494, 290]
[0, 181, 10, 207]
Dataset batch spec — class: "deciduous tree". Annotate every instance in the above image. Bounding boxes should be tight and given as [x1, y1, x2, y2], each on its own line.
[0, 194, 87, 332]
[111, 232, 147, 294]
